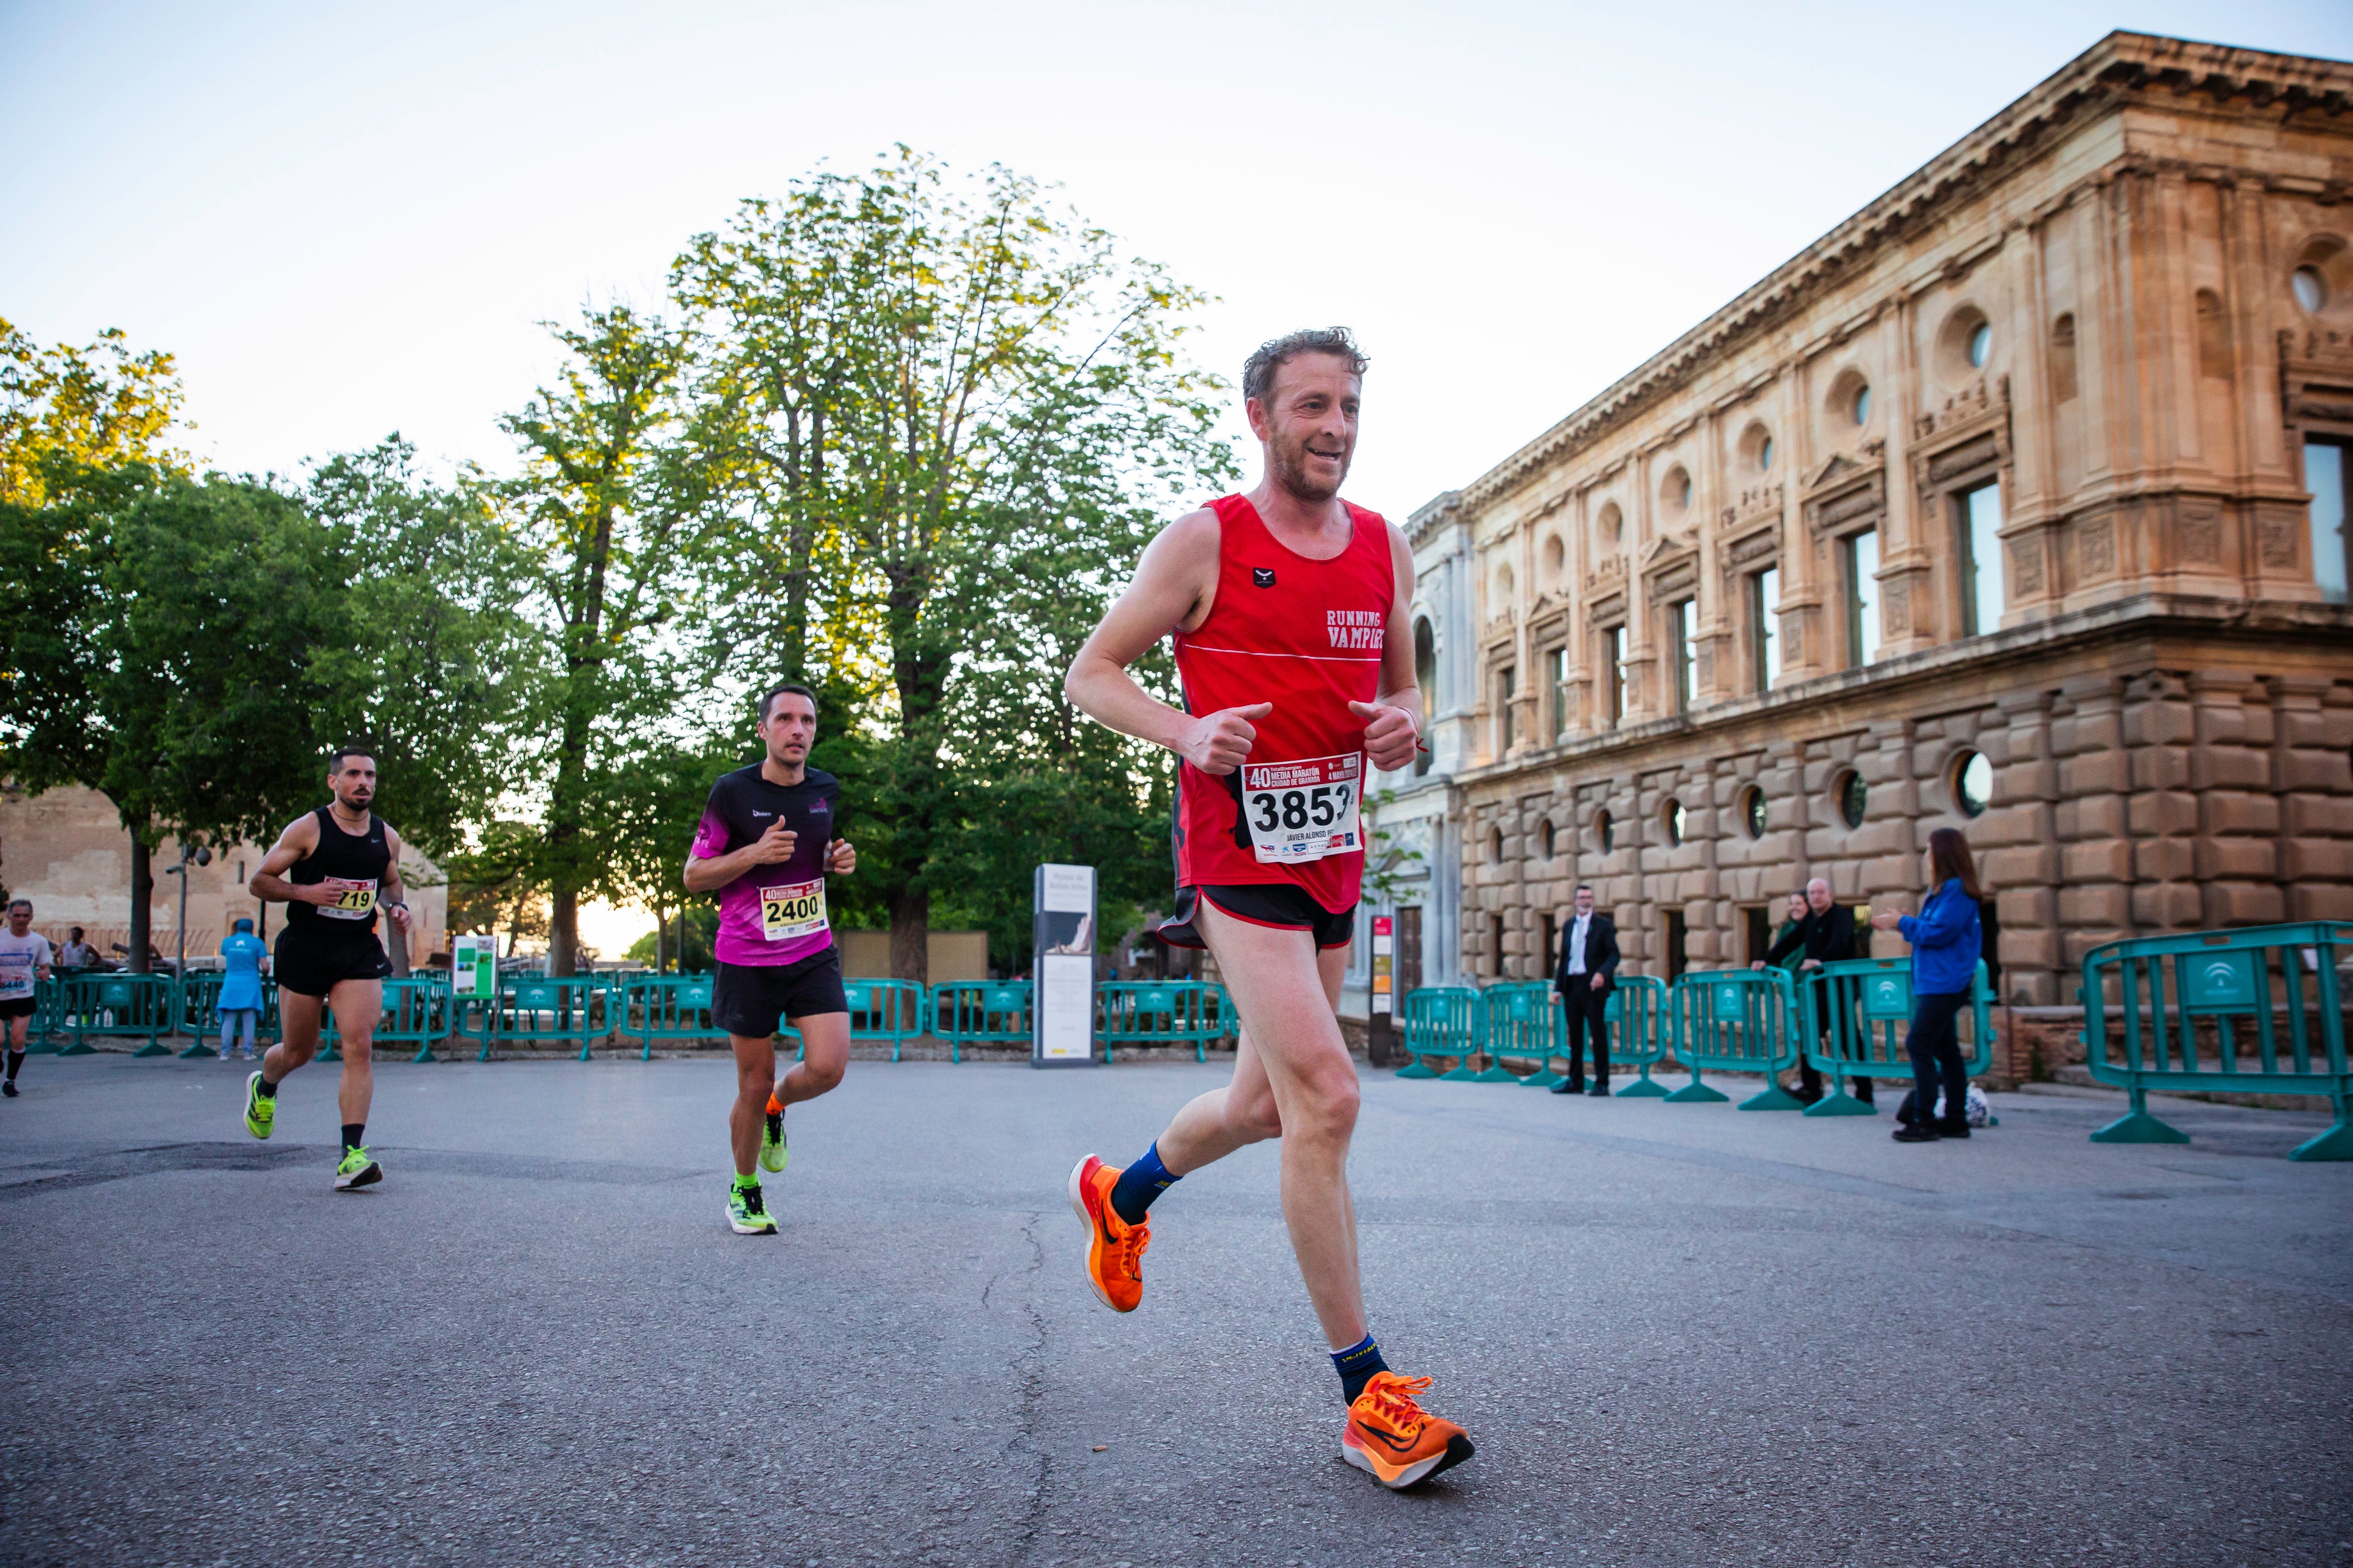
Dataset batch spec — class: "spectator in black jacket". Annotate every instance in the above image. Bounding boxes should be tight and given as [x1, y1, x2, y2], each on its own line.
[1752, 877, 1869, 1104]
[1548, 883, 1620, 1097]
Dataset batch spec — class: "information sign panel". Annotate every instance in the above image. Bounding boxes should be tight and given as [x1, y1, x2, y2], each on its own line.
[452, 934, 496, 1000]
[1032, 864, 1097, 1067]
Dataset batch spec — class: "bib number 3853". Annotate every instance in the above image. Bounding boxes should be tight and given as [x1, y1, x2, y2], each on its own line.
[1242, 753, 1362, 864]
[760, 878, 828, 943]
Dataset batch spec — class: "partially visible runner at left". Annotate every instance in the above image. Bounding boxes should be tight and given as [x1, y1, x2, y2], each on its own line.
[240, 745, 414, 1190]
[683, 682, 858, 1235]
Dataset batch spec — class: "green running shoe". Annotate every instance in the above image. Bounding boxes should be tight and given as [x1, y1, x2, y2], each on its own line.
[728, 1179, 776, 1234]
[334, 1146, 383, 1190]
[243, 1072, 274, 1140]
[759, 1102, 788, 1174]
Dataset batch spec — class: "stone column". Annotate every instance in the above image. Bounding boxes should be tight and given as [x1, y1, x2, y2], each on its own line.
[2186, 672, 2279, 928]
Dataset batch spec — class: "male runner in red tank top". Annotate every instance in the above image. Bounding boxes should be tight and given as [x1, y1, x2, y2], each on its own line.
[1063, 327, 1472, 1489]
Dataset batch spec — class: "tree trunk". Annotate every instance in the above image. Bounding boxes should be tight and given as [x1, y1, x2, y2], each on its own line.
[549, 889, 578, 977]
[889, 885, 929, 985]
[128, 834, 153, 974]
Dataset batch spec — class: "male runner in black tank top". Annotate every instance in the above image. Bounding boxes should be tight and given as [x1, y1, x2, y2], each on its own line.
[241, 745, 415, 1190]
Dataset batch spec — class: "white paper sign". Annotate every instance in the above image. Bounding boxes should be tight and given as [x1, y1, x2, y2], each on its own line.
[1040, 864, 1094, 914]
[1038, 954, 1094, 1061]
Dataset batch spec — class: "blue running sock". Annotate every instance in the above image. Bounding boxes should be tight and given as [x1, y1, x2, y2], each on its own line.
[1108, 1142, 1180, 1227]
[1332, 1334, 1389, 1404]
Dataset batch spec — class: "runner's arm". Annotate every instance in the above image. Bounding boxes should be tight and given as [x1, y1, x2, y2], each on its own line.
[380, 825, 413, 931]
[249, 815, 333, 906]
[1348, 522, 1424, 773]
[1066, 508, 1267, 775]
[682, 819, 796, 894]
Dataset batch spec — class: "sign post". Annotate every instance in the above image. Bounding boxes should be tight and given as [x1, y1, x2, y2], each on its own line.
[1368, 914, 1397, 1067]
[1032, 864, 1098, 1067]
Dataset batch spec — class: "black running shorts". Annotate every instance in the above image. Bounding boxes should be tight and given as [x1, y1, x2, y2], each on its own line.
[0, 997, 35, 1019]
[1156, 884, 1356, 951]
[272, 930, 393, 999]
[713, 947, 850, 1040]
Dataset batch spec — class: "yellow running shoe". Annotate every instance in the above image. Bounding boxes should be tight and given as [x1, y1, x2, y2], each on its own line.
[1066, 1154, 1149, 1313]
[1341, 1372, 1474, 1490]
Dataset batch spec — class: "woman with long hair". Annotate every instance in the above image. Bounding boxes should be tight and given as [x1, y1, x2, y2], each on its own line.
[1869, 827, 1985, 1142]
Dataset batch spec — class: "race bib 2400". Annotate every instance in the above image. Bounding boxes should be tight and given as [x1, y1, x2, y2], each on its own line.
[1242, 753, 1362, 865]
[317, 877, 379, 920]
[760, 878, 828, 943]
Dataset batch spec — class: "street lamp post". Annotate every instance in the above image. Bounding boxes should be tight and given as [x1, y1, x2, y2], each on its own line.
[162, 843, 215, 1001]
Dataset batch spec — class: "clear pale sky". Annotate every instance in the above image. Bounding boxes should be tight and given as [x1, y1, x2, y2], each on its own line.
[10, 1, 2351, 518]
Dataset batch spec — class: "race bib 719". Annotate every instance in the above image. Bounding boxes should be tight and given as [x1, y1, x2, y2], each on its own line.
[317, 877, 378, 920]
[760, 878, 828, 943]
[1242, 753, 1362, 864]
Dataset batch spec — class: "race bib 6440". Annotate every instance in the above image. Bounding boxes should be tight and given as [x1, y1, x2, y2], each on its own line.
[1242, 753, 1362, 864]
[760, 878, 828, 943]
[317, 877, 378, 920]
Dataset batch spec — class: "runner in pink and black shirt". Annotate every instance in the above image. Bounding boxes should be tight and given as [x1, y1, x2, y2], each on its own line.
[682, 682, 857, 1234]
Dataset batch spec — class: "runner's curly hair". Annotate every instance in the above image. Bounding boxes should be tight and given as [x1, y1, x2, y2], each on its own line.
[1242, 327, 1368, 407]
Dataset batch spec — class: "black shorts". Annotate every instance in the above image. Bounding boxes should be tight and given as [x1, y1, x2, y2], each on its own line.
[1156, 884, 1355, 951]
[0, 997, 35, 1019]
[273, 930, 392, 999]
[713, 948, 850, 1039]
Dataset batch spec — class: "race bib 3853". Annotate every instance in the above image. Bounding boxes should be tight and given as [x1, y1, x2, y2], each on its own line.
[1242, 753, 1362, 864]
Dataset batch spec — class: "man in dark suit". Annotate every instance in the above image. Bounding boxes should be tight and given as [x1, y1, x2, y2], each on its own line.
[1753, 877, 1868, 1104]
[1548, 883, 1620, 1096]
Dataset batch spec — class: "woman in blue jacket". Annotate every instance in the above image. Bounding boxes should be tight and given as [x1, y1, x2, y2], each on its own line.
[1869, 827, 1984, 1143]
[218, 917, 268, 1061]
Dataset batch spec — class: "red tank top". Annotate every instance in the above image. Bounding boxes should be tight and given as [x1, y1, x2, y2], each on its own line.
[1172, 493, 1395, 911]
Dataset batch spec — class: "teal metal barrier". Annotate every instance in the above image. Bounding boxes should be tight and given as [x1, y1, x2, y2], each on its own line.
[1800, 959, 1994, 1117]
[929, 981, 1031, 1063]
[845, 978, 929, 1061]
[23, 974, 69, 1054]
[1666, 968, 1805, 1109]
[1607, 975, 1672, 1097]
[462, 975, 616, 1061]
[176, 971, 283, 1058]
[622, 973, 721, 1060]
[315, 976, 452, 1064]
[1398, 987, 1480, 1078]
[1480, 982, 1562, 1086]
[1099, 981, 1229, 1063]
[57, 973, 177, 1055]
[2080, 921, 2352, 1160]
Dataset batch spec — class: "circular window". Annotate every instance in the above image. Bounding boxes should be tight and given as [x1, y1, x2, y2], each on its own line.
[1596, 809, 1615, 854]
[1740, 785, 1767, 840]
[1968, 321, 1993, 369]
[1954, 751, 1993, 818]
[2293, 265, 2327, 314]
[1837, 771, 1867, 829]
[1540, 819, 1556, 858]
[1663, 798, 1687, 847]
[1852, 383, 1871, 425]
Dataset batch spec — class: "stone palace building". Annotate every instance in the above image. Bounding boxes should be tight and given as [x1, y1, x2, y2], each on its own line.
[1350, 31, 2353, 1080]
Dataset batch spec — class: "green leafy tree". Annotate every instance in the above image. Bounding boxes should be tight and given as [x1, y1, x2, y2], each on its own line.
[1, 317, 188, 507]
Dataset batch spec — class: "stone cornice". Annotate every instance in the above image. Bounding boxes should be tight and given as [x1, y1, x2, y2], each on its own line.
[1455, 31, 2353, 515]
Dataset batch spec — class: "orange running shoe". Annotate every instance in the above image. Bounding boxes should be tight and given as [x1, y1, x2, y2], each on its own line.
[1341, 1371, 1475, 1489]
[1066, 1154, 1149, 1313]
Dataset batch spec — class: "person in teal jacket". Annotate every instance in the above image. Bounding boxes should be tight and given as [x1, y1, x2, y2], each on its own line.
[218, 917, 267, 1060]
[1870, 827, 1984, 1142]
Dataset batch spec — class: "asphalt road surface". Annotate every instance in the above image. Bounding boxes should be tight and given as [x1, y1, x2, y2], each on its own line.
[4, 1054, 2350, 1567]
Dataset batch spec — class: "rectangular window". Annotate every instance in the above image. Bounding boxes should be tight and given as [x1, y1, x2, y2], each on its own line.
[1541, 912, 1556, 978]
[2307, 439, 2350, 604]
[1743, 905, 1771, 966]
[1960, 481, 2006, 634]
[1491, 913, 1506, 979]
[1749, 567, 1780, 693]
[1844, 529, 1881, 668]
[1606, 625, 1627, 724]
[1671, 598, 1695, 713]
[1547, 646, 1570, 739]
[1664, 909, 1688, 983]
[1497, 665, 1516, 753]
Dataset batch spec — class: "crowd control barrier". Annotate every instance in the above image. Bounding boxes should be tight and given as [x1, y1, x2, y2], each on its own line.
[1665, 968, 1805, 1109]
[2080, 921, 2353, 1161]
[176, 972, 283, 1058]
[1099, 981, 1229, 1063]
[622, 973, 721, 1059]
[315, 976, 452, 1064]
[929, 981, 1031, 1063]
[55, 973, 177, 1055]
[24, 975, 69, 1054]
[845, 979, 929, 1061]
[1480, 982, 1562, 1086]
[1397, 987, 1480, 1078]
[1799, 959, 1994, 1117]
[462, 975, 615, 1061]
[1607, 976, 1673, 1096]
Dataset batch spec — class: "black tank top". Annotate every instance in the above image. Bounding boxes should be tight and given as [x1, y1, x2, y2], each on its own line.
[286, 806, 391, 937]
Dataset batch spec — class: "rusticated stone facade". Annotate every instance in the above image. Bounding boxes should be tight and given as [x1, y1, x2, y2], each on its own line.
[1352, 32, 2353, 1078]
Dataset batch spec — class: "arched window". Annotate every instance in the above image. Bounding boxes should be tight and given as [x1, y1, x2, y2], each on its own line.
[1412, 617, 1436, 777]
